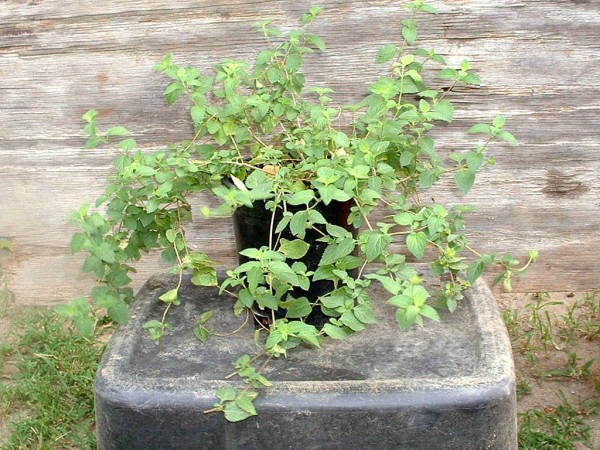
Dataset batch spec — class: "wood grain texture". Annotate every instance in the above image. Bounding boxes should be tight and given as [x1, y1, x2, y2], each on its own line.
[1, 0, 599, 306]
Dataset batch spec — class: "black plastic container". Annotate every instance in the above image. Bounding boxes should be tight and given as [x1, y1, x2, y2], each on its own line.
[231, 197, 357, 327]
[95, 273, 518, 450]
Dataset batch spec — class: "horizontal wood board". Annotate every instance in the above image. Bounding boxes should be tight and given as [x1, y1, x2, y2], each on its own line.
[1, 0, 599, 306]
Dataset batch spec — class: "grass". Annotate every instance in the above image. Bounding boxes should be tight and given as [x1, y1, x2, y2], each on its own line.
[518, 391, 595, 449]
[0, 291, 598, 449]
[0, 267, 14, 318]
[0, 310, 107, 449]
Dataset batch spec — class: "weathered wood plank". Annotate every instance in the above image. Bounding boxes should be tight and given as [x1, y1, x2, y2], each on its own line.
[1, 0, 599, 306]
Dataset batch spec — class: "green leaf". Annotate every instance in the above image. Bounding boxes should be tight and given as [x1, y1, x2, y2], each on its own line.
[298, 329, 321, 348]
[492, 115, 506, 128]
[363, 231, 391, 262]
[332, 131, 350, 148]
[268, 260, 300, 286]
[467, 123, 491, 135]
[401, 19, 417, 45]
[419, 170, 438, 188]
[70, 233, 87, 254]
[54, 297, 95, 337]
[0, 238, 13, 252]
[166, 229, 177, 243]
[95, 242, 116, 263]
[216, 387, 237, 402]
[321, 238, 355, 265]
[326, 223, 352, 239]
[388, 294, 413, 309]
[438, 68, 457, 80]
[461, 73, 481, 84]
[136, 165, 157, 177]
[353, 303, 377, 324]
[191, 267, 218, 286]
[239, 248, 263, 260]
[256, 291, 279, 311]
[82, 109, 98, 123]
[284, 297, 312, 319]
[159, 288, 178, 303]
[143, 319, 162, 330]
[405, 304, 420, 322]
[497, 130, 519, 145]
[400, 54, 415, 67]
[467, 260, 484, 283]
[190, 105, 205, 125]
[163, 82, 184, 104]
[433, 99, 454, 122]
[376, 44, 397, 63]
[193, 325, 211, 343]
[370, 274, 401, 295]
[417, 89, 438, 99]
[285, 53, 302, 72]
[313, 265, 336, 281]
[419, 99, 430, 113]
[393, 212, 414, 227]
[279, 239, 310, 259]
[73, 314, 95, 337]
[466, 152, 484, 172]
[235, 395, 258, 416]
[290, 210, 309, 239]
[320, 293, 347, 310]
[287, 190, 314, 206]
[406, 232, 427, 259]
[454, 169, 476, 194]
[369, 77, 398, 100]
[336, 237, 356, 259]
[417, 3, 437, 14]
[340, 310, 365, 331]
[405, 69, 422, 84]
[119, 138, 137, 151]
[306, 34, 326, 52]
[197, 310, 214, 324]
[323, 323, 353, 340]
[82, 254, 104, 277]
[247, 266, 263, 294]
[106, 126, 129, 137]
[419, 305, 440, 322]
[84, 136, 103, 149]
[302, 7, 323, 24]
[107, 301, 129, 324]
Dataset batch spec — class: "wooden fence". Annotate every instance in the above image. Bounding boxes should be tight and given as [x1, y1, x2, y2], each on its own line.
[1, 0, 599, 306]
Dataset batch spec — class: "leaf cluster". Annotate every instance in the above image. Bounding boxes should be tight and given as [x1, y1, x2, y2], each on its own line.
[58, 3, 536, 422]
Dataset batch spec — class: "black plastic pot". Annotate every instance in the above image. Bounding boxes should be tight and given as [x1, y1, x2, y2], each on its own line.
[232, 197, 357, 327]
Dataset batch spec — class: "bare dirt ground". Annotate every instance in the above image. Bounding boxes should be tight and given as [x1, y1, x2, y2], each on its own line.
[497, 292, 600, 449]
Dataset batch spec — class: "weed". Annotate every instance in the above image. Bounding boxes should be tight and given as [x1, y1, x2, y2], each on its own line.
[579, 292, 600, 340]
[540, 352, 595, 380]
[0, 270, 14, 319]
[518, 391, 594, 449]
[557, 292, 600, 342]
[516, 377, 532, 398]
[502, 308, 521, 343]
[0, 238, 14, 318]
[523, 350, 537, 367]
[0, 343, 12, 367]
[526, 292, 563, 350]
[0, 309, 106, 449]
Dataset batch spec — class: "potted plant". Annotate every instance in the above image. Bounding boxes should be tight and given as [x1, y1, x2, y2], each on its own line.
[59, 2, 536, 422]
